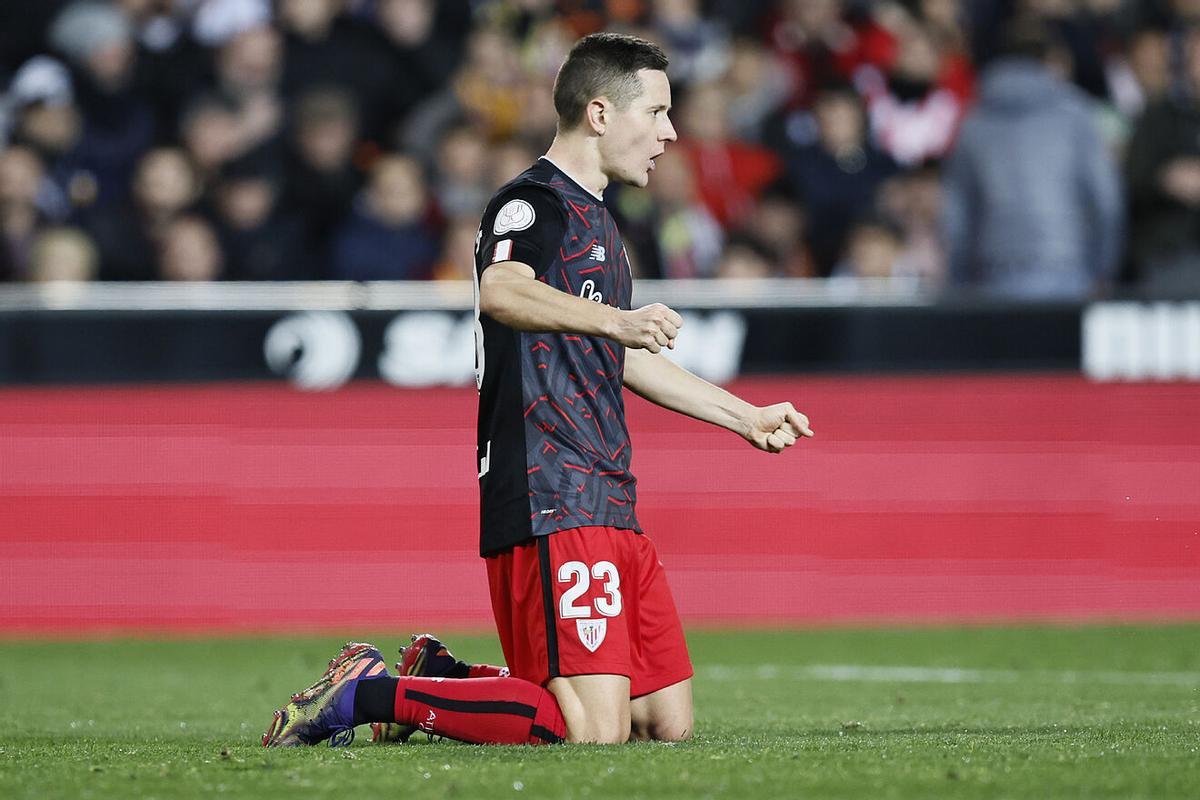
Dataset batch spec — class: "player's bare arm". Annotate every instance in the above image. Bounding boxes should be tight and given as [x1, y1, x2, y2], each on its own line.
[479, 261, 684, 353]
[623, 347, 814, 453]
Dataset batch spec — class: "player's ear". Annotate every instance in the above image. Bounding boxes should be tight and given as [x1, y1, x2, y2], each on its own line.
[586, 97, 609, 135]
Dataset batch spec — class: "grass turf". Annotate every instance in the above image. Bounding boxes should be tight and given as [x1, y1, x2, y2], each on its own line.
[1, 625, 1198, 799]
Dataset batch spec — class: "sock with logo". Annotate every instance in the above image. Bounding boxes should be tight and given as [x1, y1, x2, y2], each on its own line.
[353, 675, 566, 745]
[466, 663, 509, 678]
[439, 660, 509, 679]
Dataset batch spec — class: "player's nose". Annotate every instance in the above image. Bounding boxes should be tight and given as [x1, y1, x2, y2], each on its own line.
[660, 115, 677, 142]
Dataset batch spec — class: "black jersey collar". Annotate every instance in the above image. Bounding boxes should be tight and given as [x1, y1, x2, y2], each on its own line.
[538, 156, 605, 203]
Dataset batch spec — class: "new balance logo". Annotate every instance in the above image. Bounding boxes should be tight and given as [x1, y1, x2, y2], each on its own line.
[590, 244, 606, 262]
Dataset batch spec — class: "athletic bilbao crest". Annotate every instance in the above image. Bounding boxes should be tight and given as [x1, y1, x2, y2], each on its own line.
[576, 618, 607, 652]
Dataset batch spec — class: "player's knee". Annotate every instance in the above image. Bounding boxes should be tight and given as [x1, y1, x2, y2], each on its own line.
[649, 720, 692, 742]
[644, 706, 692, 742]
[567, 716, 630, 745]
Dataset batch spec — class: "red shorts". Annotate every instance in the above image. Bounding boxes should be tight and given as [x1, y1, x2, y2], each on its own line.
[486, 526, 693, 698]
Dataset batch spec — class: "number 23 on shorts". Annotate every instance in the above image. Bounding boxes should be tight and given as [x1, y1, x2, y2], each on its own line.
[557, 560, 623, 618]
[556, 560, 623, 654]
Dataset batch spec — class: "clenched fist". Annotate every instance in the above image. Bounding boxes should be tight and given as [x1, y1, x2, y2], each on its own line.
[743, 402, 813, 453]
[612, 303, 684, 353]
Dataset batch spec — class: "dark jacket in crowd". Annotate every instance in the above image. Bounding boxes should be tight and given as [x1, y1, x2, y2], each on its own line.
[85, 202, 158, 281]
[282, 157, 363, 264]
[215, 212, 314, 281]
[71, 71, 157, 210]
[784, 141, 898, 276]
[1125, 92, 1200, 294]
[331, 207, 438, 281]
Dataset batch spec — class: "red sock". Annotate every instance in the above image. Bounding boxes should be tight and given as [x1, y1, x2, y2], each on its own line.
[467, 664, 509, 679]
[394, 676, 566, 745]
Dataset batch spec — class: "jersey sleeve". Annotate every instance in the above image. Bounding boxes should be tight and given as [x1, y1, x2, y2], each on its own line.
[477, 185, 566, 278]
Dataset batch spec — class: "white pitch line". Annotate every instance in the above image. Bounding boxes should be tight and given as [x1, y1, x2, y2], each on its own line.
[699, 664, 1200, 687]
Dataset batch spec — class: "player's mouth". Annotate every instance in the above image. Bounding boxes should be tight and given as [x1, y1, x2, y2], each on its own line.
[648, 152, 663, 171]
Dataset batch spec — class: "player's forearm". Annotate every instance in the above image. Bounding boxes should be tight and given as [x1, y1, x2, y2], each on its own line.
[623, 348, 755, 436]
[479, 265, 618, 338]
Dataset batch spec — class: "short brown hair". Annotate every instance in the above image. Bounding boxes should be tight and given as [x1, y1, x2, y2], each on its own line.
[553, 33, 669, 130]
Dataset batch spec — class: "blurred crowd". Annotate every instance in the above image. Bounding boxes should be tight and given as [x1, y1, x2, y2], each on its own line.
[2, 0, 1200, 299]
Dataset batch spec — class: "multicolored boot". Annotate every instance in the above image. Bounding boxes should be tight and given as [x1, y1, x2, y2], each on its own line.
[263, 642, 388, 747]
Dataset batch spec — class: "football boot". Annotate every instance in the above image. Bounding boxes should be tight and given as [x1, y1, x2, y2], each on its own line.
[263, 642, 388, 747]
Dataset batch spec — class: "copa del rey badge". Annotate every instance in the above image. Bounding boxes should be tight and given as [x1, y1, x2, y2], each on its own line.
[576, 618, 607, 653]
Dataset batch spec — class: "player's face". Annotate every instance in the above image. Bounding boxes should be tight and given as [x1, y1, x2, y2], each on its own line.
[600, 69, 677, 188]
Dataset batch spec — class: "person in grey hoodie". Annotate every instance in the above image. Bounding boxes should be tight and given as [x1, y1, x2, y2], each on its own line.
[940, 20, 1123, 301]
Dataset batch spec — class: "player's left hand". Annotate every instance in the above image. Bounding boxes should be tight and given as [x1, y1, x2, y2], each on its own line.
[743, 402, 813, 454]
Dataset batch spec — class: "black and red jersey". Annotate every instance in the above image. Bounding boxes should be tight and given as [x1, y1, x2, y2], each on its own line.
[473, 158, 640, 556]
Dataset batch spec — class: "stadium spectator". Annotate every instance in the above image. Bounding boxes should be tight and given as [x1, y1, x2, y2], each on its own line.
[122, 0, 211, 142]
[781, 83, 898, 276]
[1021, 0, 1120, 102]
[941, 20, 1123, 300]
[649, 0, 731, 87]
[371, 0, 471, 141]
[277, 0, 394, 143]
[282, 86, 364, 262]
[0, 145, 49, 281]
[675, 80, 782, 228]
[734, 182, 813, 277]
[1110, 27, 1172, 121]
[431, 123, 491, 217]
[1125, 26, 1200, 297]
[646, 147, 725, 278]
[208, 18, 286, 163]
[1100, 25, 1172, 157]
[157, 214, 225, 281]
[178, 94, 245, 184]
[210, 150, 312, 280]
[833, 213, 906, 280]
[331, 153, 439, 280]
[715, 234, 776, 279]
[915, 0, 971, 54]
[876, 165, 946, 286]
[47, 0, 155, 210]
[424, 26, 526, 144]
[495, 8, 575, 148]
[3, 56, 85, 222]
[27, 225, 99, 282]
[854, 14, 974, 166]
[722, 37, 795, 144]
[86, 146, 199, 281]
[768, 0, 895, 109]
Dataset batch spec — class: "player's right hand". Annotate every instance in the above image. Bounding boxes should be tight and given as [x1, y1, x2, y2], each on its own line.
[613, 303, 683, 353]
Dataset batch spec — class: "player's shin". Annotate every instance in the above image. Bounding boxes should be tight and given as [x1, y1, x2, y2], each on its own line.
[354, 676, 566, 745]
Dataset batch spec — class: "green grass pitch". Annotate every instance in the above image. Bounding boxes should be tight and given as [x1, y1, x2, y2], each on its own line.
[2, 625, 1198, 798]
